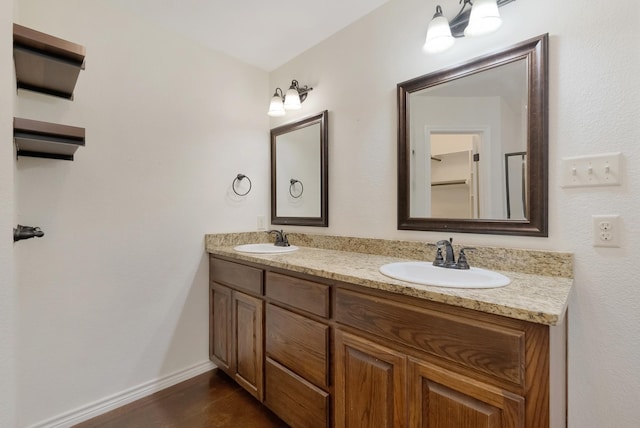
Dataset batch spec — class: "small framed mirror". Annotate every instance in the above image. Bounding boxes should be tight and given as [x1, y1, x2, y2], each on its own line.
[271, 110, 328, 227]
[398, 34, 548, 236]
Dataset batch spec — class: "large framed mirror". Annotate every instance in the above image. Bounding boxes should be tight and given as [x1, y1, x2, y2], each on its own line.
[271, 110, 328, 227]
[398, 34, 548, 236]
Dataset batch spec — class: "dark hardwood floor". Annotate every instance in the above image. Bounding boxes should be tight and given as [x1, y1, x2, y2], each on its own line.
[73, 370, 288, 428]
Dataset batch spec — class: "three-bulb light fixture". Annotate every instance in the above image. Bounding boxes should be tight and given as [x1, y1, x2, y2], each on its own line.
[267, 80, 313, 117]
[423, 0, 515, 54]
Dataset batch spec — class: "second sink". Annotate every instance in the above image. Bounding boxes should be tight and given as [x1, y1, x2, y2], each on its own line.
[379, 261, 510, 289]
[234, 243, 299, 254]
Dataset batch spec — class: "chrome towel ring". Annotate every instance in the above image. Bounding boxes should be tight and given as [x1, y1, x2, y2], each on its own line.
[289, 178, 303, 198]
[232, 174, 252, 196]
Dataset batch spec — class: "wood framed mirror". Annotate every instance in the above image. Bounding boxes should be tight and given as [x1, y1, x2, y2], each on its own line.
[397, 34, 548, 236]
[271, 110, 328, 227]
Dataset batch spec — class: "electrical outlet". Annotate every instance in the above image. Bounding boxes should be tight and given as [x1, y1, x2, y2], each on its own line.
[592, 215, 620, 247]
[257, 215, 266, 231]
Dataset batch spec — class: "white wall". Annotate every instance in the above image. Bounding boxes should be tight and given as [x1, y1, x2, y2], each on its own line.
[1, 0, 16, 426]
[14, 0, 269, 426]
[270, 0, 640, 426]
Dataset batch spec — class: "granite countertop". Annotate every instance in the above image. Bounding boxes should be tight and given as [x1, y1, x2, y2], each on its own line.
[205, 233, 573, 326]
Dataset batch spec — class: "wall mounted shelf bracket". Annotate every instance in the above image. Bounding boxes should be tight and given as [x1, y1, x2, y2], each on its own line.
[13, 23, 86, 99]
[14, 117, 86, 161]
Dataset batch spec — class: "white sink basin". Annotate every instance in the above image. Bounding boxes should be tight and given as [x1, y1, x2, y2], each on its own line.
[234, 243, 299, 254]
[379, 262, 510, 289]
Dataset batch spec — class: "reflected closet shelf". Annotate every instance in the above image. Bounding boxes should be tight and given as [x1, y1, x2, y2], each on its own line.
[431, 179, 468, 187]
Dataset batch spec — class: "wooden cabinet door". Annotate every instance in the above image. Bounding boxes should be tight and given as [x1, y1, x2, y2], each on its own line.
[334, 330, 407, 428]
[408, 358, 525, 428]
[210, 283, 232, 374]
[233, 291, 264, 401]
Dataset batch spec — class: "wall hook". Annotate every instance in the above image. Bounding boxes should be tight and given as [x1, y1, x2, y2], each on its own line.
[14, 224, 44, 242]
[232, 174, 252, 196]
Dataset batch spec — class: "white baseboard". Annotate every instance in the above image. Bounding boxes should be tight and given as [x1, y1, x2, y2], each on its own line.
[29, 360, 217, 428]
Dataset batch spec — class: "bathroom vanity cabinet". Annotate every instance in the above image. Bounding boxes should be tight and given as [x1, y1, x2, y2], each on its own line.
[209, 258, 264, 400]
[264, 271, 331, 428]
[209, 255, 556, 428]
[333, 288, 542, 428]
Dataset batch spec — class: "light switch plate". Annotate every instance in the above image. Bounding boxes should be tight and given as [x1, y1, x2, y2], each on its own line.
[561, 152, 622, 188]
[257, 215, 266, 230]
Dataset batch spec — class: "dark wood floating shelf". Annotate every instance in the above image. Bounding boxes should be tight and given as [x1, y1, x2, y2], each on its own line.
[13, 23, 86, 99]
[14, 117, 85, 161]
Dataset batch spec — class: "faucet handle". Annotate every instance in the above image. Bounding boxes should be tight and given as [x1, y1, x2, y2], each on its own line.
[432, 247, 445, 266]
[456, 249, 470, 269]
[455, 247, 476, 269]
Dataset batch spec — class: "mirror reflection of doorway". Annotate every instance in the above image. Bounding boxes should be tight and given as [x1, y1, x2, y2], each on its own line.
[505, 152, 527, 220]
[429, 133, 480, 219]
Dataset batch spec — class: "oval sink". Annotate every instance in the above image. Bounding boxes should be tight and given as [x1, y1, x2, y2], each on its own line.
[379, 262, 510, 289]
[234, 243, 299, 254]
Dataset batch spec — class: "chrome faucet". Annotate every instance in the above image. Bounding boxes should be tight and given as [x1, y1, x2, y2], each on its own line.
[434, 238, 456, 267]
[433, 238, 471, 270]
[268, 229, 290, 247]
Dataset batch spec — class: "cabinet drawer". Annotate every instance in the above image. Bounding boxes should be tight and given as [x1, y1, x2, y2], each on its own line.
[266, 304, 329, 389]
[265, 357, 329, 428]
[335, 288, 525, 385]
[210, 257, 263, 295]
[266, 271, 329, 318]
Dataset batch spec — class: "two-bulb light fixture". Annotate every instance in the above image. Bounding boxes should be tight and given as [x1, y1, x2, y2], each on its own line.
[423, 0, 515, 54]
[267, 80, 313, 117]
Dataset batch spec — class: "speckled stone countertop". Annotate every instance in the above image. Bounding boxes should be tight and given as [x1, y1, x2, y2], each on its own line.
[205, 232, 573, 326]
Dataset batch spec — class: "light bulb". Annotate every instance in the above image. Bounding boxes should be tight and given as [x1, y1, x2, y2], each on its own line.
[284, 86, 302, 110]
[464, 0, 502, 37]
[423, 6, 455, 54]
[267, 93, 285, 117]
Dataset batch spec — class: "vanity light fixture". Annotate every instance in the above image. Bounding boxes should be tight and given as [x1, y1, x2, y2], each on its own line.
[267, 80, 313, 117]
[423, 0, 515, 54]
